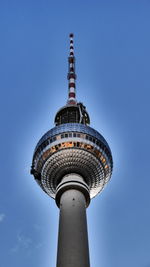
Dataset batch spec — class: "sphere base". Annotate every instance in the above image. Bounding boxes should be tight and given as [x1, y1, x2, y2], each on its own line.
[55, 173, 90, 207]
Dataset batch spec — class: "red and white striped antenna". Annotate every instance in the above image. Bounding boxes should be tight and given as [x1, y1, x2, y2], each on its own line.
[67, 33, 77, 104]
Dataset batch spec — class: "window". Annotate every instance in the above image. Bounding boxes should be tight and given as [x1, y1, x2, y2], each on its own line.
[61, 134, 64, 138]
[96, 140, 100, 146]
[53, 136, 56, 141]
[61, 143, 65, 148]
[102, 158, 106, 163]
[65, 133, 68, 138]
[46, 140, 49, 146]
[65, 142, 73, 147]
[73, 133, 76, 137]
[51, 146, 56, 152]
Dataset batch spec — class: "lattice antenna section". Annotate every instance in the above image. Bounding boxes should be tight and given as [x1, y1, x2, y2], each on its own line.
[67, 33, 77, 104]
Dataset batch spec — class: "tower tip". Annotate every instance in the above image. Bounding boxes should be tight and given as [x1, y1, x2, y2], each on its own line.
[69, 33, 74, 38]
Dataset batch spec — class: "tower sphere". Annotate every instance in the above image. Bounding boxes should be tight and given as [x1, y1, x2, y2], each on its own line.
[31, 121, 113, 199]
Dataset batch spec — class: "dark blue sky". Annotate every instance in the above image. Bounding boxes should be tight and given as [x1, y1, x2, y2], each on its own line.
[0, 0, 150, 266]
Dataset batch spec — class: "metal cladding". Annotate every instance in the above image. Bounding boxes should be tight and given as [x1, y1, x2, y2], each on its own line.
[31, 123, 113, 199]
[31, 33, 113, 200]
[67, 33, 77, 104]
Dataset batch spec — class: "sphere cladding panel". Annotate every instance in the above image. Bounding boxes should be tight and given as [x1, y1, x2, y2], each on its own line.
[32, 123, 113, 199]
[41, 148, 106, 198]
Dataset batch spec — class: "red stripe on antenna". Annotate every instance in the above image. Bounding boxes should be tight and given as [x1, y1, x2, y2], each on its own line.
[69, 92, 75, 98]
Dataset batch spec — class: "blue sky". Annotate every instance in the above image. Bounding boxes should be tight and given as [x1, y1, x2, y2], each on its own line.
[0, 0, 150, 266]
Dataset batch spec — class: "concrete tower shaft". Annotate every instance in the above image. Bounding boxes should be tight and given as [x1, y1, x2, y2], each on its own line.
[56, 174, 90, 267]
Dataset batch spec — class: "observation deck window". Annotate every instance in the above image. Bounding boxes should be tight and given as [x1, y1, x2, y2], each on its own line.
[46, 140, 49, 145]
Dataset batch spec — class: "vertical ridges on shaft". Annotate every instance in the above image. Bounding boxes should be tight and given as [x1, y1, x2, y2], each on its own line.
[67, 33, 77, 105]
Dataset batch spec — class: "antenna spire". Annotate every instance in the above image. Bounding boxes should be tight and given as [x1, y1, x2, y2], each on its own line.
[67, 33, 77, 104]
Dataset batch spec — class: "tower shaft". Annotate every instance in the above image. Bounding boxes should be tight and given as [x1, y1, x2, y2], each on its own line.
[56, 188, 90, 267]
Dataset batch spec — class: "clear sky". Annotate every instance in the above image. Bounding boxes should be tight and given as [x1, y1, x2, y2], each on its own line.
[0, 0, 150, 266]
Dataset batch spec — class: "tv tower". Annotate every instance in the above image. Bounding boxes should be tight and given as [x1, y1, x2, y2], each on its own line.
[31, 33, 113, 267]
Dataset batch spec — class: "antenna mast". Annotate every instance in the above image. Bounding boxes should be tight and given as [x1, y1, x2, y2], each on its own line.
[67, 33, 77, 104]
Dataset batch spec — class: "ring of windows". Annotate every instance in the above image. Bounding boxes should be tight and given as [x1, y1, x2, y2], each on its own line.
[34, 132, 111, 161]
[34, 141, 109, 174]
